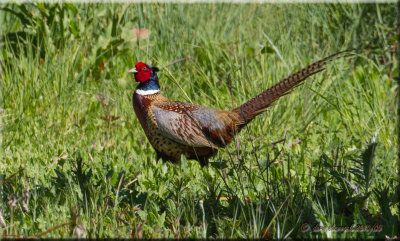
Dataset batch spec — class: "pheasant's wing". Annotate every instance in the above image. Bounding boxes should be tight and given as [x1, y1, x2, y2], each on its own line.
[152, 102, 217, 148]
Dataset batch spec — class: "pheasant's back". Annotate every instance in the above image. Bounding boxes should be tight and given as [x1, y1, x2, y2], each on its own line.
[152, 98, 242, 147]
[133, 92, 242, 153]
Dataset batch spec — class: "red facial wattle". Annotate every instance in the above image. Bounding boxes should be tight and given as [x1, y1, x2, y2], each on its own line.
[134, 62, 152, 83]
[135, 70, 151, 83]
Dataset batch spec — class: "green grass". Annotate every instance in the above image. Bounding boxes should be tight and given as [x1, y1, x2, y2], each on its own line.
[0, 2, 398, 238]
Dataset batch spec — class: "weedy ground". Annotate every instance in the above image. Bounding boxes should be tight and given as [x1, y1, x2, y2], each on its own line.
[0, 3, 398, 239]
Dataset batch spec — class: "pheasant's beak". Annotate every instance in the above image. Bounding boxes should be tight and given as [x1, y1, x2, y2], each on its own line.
[128, 68, 138, 74]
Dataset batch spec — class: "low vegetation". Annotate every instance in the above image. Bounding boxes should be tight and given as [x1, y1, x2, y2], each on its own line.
[0, 2, 398, 238]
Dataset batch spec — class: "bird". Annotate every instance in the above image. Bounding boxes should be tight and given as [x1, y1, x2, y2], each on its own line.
[129, 51, 352, 167]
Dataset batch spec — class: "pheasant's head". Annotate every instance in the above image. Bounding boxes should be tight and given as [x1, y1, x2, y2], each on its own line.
[128, 62, 159, 83]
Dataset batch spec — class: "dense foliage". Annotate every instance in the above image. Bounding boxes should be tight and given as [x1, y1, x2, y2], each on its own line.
[0, 3, 398, 238]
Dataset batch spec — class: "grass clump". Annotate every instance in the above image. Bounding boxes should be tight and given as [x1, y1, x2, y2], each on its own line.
[0, 2, 398, 238]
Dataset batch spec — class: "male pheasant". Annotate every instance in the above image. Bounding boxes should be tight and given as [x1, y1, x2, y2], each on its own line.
[130, 51, 351, 167]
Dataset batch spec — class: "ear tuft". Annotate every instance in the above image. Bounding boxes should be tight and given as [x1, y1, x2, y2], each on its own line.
[152, 67, 159, 72]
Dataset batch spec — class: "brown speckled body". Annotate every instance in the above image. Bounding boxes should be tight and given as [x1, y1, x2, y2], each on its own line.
[133, 92, 241, 166]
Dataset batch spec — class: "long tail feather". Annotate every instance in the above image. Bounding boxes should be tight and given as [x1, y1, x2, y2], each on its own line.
[233, 50, 354, 125]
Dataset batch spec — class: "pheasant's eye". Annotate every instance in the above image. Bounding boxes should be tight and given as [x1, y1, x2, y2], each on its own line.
[142, 67, 147, 71]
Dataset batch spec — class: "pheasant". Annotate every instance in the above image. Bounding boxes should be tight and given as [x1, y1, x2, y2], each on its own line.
[129, 51, 351, 167]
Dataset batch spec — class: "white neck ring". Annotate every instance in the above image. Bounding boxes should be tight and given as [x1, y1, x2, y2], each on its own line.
[135, 89, 160, 96]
